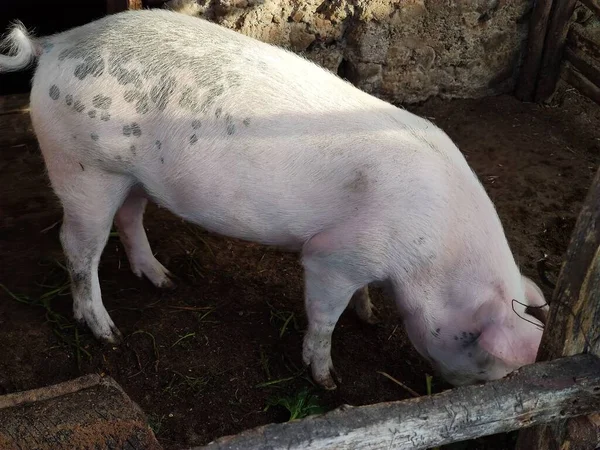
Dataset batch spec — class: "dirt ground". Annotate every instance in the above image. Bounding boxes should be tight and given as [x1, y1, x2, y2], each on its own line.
[1, 85, 599, 450]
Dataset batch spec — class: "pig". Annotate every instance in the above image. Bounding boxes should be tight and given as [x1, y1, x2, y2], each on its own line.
[0, 9, 548, 390]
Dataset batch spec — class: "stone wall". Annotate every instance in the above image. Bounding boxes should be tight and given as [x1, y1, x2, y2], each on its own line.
[162, 0, 533, 104]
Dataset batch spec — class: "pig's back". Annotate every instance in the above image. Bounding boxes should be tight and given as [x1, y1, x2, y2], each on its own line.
[29, 9, 457, 246]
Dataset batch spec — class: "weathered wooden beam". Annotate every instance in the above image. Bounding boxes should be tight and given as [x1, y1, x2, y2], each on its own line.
[0, 374, 162, 449]
[194, 354, 600, 450]
[535, 0, 578, 102]
[579, 0, 600, 19]
[568, 24, 600, 61]
[515, 0, 555, 102]
[0, 94, 29, 116]
[515, 167, 600, 449]
[563, 63, 600, 106]
[565, 46, 600, 88]
[106, 0, 143, 14]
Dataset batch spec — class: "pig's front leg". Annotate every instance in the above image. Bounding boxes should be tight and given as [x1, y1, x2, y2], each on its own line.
[348, 286, 379, 325]
[301, 248, 361, 389]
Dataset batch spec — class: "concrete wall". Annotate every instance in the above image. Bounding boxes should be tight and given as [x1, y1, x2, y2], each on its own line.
[165, 0, 532, 104]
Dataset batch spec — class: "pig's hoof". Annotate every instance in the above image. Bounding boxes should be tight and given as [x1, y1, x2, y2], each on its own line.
[75, 306, 123, 344]
[135, 259, 176, 289]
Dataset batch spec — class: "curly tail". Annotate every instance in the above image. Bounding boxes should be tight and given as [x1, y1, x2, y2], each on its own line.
[0, 21, 40, 73]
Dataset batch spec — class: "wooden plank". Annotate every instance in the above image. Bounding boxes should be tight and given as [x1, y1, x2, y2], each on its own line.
[563, 63, 600, 106]
[515, 0, 555, 102]
[516, 166, 600, 449]
[194, 354, 600, 450]
[534, 0, 578, 102]
[0, 374, 162, 449]
[568, 24, 600, 61]
[580, 0, 600, 18]
[564, 44, 600, 88]
[0, 94, 29, 116]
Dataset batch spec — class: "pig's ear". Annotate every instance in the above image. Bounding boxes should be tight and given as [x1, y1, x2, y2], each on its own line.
[522, 275, 549, 326]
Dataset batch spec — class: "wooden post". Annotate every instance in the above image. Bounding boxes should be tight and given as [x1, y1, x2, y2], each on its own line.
[106, 0, 143, 14]
[534, 0, 578, 102]
[515, 167, 600, 449]
[515, 0, 555, 102]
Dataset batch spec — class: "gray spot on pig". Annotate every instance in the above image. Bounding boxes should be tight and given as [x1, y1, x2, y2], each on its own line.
[215, 108, 222, 119]
[91, 133, 99, 141]
[179, 87, 201, 112]
[101, 112, 111, 122]
[225, 114, 235, 135]
[65, 95, 73, 106]
[123, 123, 141, 137]
[130, 145, 136, 155]
[156, 140, 162, 149]
[160, 157, 164, 164]
[124, 90, 140, 103]
[49, 85, 60, 100]
[345, 170, 369, 193]
[192, 120, 201, 130]
[190, 134, 198, 145]
[135, 95, 150, 114]
[200, 85, 225, 112]
[79, 162, 85, 171]
[459, 331, 480, 348]
[74, 55, 105, 80]
[41, 41, 54, 53]
[88, 110, 97, 118]
[150, 75, 176, 111]
[243, 118, 251, 127]
[93, 95, 112, 110]
[73, 100, 85, 113]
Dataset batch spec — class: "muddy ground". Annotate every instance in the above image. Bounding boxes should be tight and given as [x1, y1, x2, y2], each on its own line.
[1, 85, 599, 449]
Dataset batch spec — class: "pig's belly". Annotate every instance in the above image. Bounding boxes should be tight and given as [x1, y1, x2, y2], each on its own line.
[137, 158, 344, 249]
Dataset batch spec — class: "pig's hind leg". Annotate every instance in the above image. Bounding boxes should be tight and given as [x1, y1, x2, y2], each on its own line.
[47, 158, 133, 343]
[348, 286, 380, 325]
[115, 188, 174, 289]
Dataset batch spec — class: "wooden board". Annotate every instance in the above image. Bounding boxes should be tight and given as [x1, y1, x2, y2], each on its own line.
[516, 166, 600, 449]
[194, 354, 600, 450]
[0, 374, 162, 449]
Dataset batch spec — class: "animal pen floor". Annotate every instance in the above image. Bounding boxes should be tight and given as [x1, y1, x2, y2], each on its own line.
[1, 86, 599, 450]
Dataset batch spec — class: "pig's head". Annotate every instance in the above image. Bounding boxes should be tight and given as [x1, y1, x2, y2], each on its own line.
[423, 275, 548, 386]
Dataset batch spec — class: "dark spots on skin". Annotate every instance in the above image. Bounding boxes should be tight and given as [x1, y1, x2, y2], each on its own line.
[467, 352, 473, 358]
[344, 170, 369, 193]
[100, 112, 110, 122]
[123, 122, 141, 137]
[179, 86, 201, 112]
[200, 85, 225, 112]
[91, 133, 98, 141]
[124, 90, 140, 103]
[130, 145, 136, 155]
[135, 95, 149, 114]
[155, 140, 162, 149]
[88, 109, 97, 118]
[73, 100, 85, 113]
[74, 55, 105, 80]
[454, 336, 459, 340]
[192, 120, 201, 130]
[160, 157, 164, 164]
[150, 74, 176, 111]
[65, 94, 73, 106]
[190, 134, 198, 145]
[92, 95, 112, 110]
[110, 62, 142, 88]
[215, 108, 222, 119]
[459, 331, 481, 348]
[243, 118, 251, 127]
[225, 114, 235, 135]
[79, 162, 85, 171]
[41, 42, 54, 53]
[49, 85, 60, 100]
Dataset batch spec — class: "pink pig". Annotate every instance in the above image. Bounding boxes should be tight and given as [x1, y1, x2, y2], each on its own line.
[0, 9, 547, 389]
